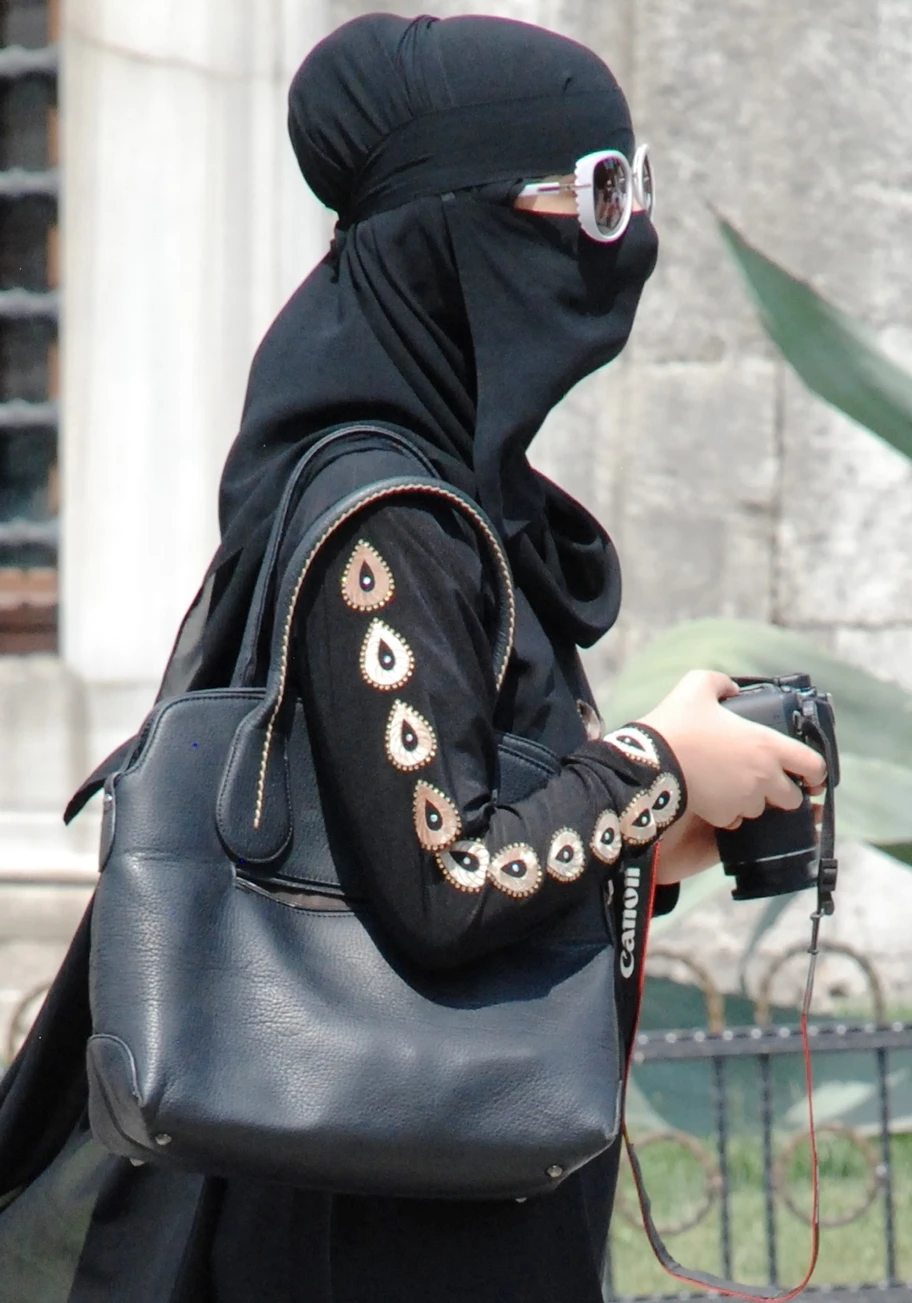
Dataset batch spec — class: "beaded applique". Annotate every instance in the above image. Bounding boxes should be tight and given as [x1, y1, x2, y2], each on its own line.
[620, 789, 657, 846]
[546, 828, 586, 883]
[360, 619, 415, 691]
[649, 771, 683, 830]
[437, 840, 489, 893]
[341, 540, 395, 612]
[385, 699, 437, 771]
[590, 809, 621, 865]
[488, 844, 542, 898]
[602, 725, 660, 770]
[412, 780, 462, 851]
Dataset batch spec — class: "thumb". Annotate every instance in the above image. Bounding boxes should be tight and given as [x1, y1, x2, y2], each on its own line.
[690, 669, 739, 702]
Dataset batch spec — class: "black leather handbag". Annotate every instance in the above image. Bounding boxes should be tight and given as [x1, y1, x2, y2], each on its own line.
[86, 427, 624, 1200]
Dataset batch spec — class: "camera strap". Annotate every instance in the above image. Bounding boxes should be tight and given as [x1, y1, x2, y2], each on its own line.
[617, 832, 833, 1300]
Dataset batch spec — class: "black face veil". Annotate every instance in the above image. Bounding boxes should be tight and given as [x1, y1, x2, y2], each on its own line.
[160, 13, 659, 699]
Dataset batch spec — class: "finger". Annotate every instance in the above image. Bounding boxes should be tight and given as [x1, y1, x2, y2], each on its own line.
[742, 796, 767, 821]
[704, 670, 740, 701]
[724, 817, 744, 831]
[806, 782, 827, 798]
[765, 773, 805, 812]
[686, 668, 740, 702]
[776, 736, 827, 787]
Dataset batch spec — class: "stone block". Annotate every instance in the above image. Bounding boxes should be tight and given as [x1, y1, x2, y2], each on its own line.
[632, 0, 912, 365]
[831, 627, 912, 695]
[0, 658, 81, 811]
[65, 0, 289, 79]
[605, 358, 778, 669]
[777, 371, 912, 627]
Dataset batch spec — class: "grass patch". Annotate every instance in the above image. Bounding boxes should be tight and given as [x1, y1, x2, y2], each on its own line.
[608, 1130, 912, 1296]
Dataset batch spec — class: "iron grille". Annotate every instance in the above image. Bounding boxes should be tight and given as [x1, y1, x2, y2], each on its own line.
[0, 0, 59, 651]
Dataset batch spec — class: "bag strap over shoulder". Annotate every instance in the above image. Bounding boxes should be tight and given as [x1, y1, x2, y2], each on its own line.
[216, 473, 515, 867]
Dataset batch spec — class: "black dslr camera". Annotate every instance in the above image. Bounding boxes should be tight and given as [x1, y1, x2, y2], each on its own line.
[715, 674, 839, 909]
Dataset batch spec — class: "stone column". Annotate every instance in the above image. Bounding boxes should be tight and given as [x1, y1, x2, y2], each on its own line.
[60, 0, 328, 773]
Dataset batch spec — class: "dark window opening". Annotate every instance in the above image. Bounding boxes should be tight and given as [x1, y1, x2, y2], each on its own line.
[0, 0, 58, 653]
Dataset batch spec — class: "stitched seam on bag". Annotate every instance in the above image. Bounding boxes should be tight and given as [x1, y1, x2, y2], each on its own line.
[255, 483, 516, 829]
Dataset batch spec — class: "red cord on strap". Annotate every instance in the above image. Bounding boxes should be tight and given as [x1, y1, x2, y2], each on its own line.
[624, 848, 821, 1299]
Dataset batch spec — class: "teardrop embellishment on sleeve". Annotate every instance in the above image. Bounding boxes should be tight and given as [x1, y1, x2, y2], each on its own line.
[412, 781, 462, 850]
[649, 772, 683, 829]
[620, 789, 658, 846]
[590, 809, 621, 865]
[546, 828, 586, 882]
[437, 840, 489, 893]
[360, 619, 415, 691]
[488, 844, 542, 898]
[341, 540, 395, 611]
[602, 725, 660, 769]
[385, 700, 437, 771]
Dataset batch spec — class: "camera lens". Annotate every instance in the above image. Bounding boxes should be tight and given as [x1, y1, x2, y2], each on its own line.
[716, 803, 818, 901]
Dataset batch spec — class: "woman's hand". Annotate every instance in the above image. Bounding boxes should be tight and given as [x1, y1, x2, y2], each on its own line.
[656, 808, 720, 884]
[637, 670, 827, 831]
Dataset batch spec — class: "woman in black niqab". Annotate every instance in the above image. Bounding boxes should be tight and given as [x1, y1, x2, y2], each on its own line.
[0, 13, 669, 1303]
[161, 9, 657, 698]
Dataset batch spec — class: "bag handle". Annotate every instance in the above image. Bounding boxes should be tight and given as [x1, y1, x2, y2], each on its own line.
[217, 476, 515, 865]
[232, 422, 439, 688]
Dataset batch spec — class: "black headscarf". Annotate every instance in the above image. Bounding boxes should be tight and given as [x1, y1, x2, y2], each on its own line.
[160, 12, 658, 699]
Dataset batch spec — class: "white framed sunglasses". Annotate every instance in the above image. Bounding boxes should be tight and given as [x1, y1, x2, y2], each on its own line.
[516, 144, 654, 243]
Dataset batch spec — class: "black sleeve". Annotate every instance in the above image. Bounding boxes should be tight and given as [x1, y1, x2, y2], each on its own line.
[294, 498, 687, 971]
[652, 883, 680, 917]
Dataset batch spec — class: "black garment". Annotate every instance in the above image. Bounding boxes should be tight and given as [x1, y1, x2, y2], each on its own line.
[161, 12, 657, 698]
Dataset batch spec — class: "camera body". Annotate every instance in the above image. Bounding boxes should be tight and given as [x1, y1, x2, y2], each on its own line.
[715, 674, 839, 903]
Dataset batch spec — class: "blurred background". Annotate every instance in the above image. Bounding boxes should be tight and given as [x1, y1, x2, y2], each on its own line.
[1, 0, 911, 1295]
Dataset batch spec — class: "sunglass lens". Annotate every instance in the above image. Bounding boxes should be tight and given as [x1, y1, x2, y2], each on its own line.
[640, 153, 655, 215]
[592, 157, 628, 236]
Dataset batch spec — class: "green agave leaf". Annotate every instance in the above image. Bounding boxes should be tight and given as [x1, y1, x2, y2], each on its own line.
[604, 617, 912, 771]
[881, 843, 912, 868]
[781, 1079, 878, 1129]
[718, 217, 912, 462]
[836, 756, 912, 845]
